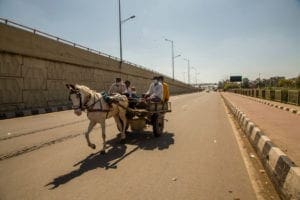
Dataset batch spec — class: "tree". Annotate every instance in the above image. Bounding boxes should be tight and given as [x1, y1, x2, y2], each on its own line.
[242, 78, 250, 88]
[218, 81, 224, 89]
[296, 75, 300, 89]
[278, 78, 294, 88]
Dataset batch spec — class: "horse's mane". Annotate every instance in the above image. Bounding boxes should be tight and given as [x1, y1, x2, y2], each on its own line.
[75, 84, 96, 96]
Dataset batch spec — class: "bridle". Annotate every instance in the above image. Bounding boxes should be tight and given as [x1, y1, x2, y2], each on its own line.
[69, 89, 91, 111]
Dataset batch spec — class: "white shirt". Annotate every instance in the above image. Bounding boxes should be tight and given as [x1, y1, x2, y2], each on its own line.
[124, 86, 132, 97]
[146, 82, 163, 100]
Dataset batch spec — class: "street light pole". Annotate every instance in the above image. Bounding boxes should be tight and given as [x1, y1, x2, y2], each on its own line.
[165, 38, 180, 80]
[118, 0, 122, 66]
[118, 0, 135, 68]
[183, 58, 190, 84]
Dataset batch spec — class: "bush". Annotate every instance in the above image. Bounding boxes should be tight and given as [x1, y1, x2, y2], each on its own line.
[224, 82, 240, 91]
[296, 75, 300, 89]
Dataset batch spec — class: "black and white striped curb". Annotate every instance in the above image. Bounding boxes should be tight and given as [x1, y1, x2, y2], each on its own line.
[0, 105, 72, 120]
[221, 94, 300, 200]
[232, 93, 300, 116]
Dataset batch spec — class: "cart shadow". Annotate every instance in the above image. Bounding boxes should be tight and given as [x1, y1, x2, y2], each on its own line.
[125, 131, 175, 150]
[45, 131, 174, 190]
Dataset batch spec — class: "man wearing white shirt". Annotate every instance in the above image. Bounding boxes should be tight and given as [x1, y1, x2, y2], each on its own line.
[145, 76, 163, 102]
[124, 80, 132, 97]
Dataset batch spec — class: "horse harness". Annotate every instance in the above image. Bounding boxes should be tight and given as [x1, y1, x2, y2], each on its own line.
[69, 90, 111, 117]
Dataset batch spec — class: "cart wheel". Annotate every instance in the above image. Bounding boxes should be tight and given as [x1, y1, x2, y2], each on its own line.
[152, 114, 164, 137]
[118, 117, 129, 133]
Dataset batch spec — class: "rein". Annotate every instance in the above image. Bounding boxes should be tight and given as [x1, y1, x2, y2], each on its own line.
[69, 89, 130, 114]
[86, 93, 110, 112]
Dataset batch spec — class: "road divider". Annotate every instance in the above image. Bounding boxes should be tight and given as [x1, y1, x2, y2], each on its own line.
[221, 93, 300, 200]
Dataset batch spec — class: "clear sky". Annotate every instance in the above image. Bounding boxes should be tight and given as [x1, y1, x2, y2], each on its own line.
[1, 0, 300, 83]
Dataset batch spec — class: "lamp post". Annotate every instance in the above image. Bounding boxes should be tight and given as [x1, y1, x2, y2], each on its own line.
[183, 58, 190, 84]
[118, 0, 135, 67]
[165, 38, 180, 80]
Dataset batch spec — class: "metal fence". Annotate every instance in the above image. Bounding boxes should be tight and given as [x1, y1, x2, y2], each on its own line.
[229, 88, 300, 106]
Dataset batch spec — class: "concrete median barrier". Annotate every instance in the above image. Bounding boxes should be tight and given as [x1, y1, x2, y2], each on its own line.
[221, 93, 300, 200]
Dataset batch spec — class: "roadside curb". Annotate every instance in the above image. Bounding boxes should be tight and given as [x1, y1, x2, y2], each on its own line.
[0, 105, 72, 120]
[232, 93, 300, 116]
[221, 94, 300, 200]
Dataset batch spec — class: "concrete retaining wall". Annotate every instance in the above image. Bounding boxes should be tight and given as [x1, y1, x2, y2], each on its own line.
[0, 23, 195, 114]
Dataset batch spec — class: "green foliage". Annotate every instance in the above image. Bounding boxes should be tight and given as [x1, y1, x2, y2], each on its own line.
[278, 79, 295, 88]
[242, 78, 249, 88]
[218, 81, 224, 89]
[224, 82, 240, 90]
[296, 75, 300, 89]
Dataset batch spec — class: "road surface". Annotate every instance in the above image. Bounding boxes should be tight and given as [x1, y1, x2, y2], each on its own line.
[0, 92, 279, 199]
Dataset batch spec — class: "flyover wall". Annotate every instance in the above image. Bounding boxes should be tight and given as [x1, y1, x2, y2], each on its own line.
[0, 22, 195, 113]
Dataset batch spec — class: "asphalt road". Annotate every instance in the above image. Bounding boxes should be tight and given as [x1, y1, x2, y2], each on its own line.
[0, 92, 279, 200]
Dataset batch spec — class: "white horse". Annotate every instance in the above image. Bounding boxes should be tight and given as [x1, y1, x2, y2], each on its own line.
[66, 84, 128, 154]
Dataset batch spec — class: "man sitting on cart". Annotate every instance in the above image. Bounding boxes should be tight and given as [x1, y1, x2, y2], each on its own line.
[108, 78, 126, 95]
[158, 76, 169, 102]
[144, 76, 163, 102]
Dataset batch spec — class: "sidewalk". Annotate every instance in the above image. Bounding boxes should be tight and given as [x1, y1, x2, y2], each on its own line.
[222, 92, 300, 165]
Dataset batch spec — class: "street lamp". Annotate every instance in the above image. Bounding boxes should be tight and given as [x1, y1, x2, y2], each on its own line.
[183, 58, 190, 84]
[118, 0, 135, 67]
[122, 15, 136, 23]
[165, 38, 180, 80]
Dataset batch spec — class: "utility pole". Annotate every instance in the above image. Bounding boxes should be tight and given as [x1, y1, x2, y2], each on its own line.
[118, 0, 135, 68]
[165, 38, 180, 80]
[118, 0, 122, 67]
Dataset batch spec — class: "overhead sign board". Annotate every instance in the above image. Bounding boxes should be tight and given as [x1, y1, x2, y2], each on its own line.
[230, 76, 242, 82]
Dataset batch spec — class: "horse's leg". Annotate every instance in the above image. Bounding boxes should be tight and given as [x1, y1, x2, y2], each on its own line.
[113, 115, 126, 143]
[119, 109, 127, 140]
[100, 121, 106, 154]
[85, 121, 96, 149]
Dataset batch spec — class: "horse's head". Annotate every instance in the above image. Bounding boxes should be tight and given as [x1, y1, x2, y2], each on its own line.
[66, 84, 91, 116]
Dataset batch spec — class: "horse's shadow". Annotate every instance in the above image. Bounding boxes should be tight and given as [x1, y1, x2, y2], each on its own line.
[45, 131, 174, 189]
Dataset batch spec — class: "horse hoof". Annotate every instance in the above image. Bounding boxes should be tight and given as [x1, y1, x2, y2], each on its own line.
[90, 144, 96, 149]
[100, 150, 106, 155]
